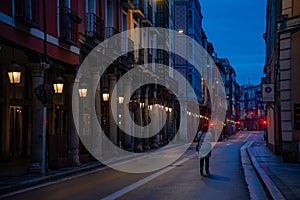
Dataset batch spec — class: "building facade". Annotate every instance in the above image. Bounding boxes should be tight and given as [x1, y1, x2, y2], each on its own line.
[264, 0, 300, 162]
[0, 0, 178, 174]
[174, 0, 206, 104]
[0, 0, 84, 172]
[215, 58, 241, 138]
[239, 84, 266, 131]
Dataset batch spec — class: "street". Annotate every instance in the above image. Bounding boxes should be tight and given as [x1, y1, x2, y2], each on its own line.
[1, 131, 266, 200]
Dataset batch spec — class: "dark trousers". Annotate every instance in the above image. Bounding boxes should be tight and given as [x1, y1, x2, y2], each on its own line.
[200, 157, 210, 174]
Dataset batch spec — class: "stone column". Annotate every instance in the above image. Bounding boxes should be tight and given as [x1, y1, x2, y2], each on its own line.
[143, 86, 150, 150]
[180, 101, 188, 142]
[67, 75, 80, 165]
[109, 74, 118, 147]
[123, 79, 132, 149]
[91, 71, 102, 158]
[29, 63, 44, 171]
[136, 89, 143, 151]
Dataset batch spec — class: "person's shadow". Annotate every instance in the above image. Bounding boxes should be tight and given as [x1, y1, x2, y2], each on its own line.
[205, 173, 230, 182]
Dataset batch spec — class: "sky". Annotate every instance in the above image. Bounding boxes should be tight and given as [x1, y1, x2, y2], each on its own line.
[200, 0, 267, 86]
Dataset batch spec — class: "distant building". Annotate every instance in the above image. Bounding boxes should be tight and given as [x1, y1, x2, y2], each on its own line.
[174, 0, 206, 104]
[215, 58, 241, 137]
[240, 84, 266, 131]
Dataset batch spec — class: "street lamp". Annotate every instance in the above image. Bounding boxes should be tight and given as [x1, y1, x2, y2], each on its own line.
[102, 91, 110, 101]
[165, 106, 169, 112]
[118, 96, 124, 104]
[8, 63, 22, 84]
[53, 76, 64, 94]
[78, 83, 87, 98]
[140, 102, 145, 108]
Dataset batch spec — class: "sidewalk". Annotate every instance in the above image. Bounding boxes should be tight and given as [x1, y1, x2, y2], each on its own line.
[247, 133, 300, 200]
[0, 161, 102, 197]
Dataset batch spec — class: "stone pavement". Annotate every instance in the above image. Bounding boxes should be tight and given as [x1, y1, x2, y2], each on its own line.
[247, 133, 300, 200]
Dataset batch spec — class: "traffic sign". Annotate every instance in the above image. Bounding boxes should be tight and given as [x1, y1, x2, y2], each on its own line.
[262, 84, 274, 102]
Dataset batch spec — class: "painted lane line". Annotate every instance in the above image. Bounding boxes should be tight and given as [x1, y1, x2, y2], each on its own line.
[0, 166, 109, 199]
[101, 156, 192, 200]
[243, 132, 253, 142]
[0, 144, 189, 198]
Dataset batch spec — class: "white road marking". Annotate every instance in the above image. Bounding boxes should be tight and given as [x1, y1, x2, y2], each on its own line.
[0, 144, 191, 199]
[243, 132, 253, 142]
[0, 166, 109, 199]
[101, 156, 192, 200]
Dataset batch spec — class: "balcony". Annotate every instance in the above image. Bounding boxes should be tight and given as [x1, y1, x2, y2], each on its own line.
[148, 52, 153, 63]
[59, 7, 81, 46]
[106, 27, 119, 38]
[122, 0, 134, 10]
[14, 0, 39, 28]
[86, 13, 104, 43]
[141, 3, 153, 27]
[118, 38, 135, 68]
[132, 0, 145, 19]
[105, 27, 120, 54]
[137, 48, 144, 64]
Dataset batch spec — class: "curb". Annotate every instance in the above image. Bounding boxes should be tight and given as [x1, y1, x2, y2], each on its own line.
[246, 143, 285, 200]
[0, 162, 103, 197]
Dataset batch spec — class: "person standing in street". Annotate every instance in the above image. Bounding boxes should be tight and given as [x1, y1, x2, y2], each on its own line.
[196, 124, 213, 176]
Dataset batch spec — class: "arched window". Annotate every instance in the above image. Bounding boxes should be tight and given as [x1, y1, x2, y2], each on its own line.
[188, 10, 193, 28]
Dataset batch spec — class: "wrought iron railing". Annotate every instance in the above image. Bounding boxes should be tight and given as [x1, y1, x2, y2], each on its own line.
[122, 0, 134, 9]
[86, 13, 104, 42]
[106, 27, 119, 38]
[138, 48, 144, 64]
[147, 3, 153, 24]
[134, 0, 144, 14]
[59, 6, 81, 45]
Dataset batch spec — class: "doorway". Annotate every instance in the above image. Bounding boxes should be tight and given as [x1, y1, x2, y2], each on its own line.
[9, 106, 28, 157]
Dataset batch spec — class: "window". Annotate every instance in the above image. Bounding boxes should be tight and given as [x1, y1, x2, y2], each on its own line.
[188, 10, 193, 28]
[14, 0, 39, 28]
[59, 0, 81, 45]
[188, 74, 192, 85]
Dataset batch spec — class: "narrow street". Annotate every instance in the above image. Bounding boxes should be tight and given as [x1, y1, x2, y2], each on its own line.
[2, 131, 265, 200]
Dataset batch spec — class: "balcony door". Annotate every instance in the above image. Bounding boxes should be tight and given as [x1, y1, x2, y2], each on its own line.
[9, 106, 28, 158]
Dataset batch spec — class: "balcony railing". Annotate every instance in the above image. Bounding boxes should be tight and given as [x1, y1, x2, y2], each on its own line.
[86, 13, 104, 42]
[141, 3, 153, 27]
[106, 27, 119, 38]
[132, 0, 145, 19]
[134, 0, 144, 13]
[122, 0, 134, 10]
[14, 0, 39, 28]
[119, 38, 135, 68]
[147, 3, 153, 24]
[138, 48, 144, 64]
[59, 7, 81, 45]
[148, 52, 153, 63]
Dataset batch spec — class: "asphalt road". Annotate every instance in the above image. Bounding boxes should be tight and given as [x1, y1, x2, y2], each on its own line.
[2, 131, 264, 200]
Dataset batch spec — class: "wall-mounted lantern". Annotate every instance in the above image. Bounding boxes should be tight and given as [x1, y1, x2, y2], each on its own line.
[53, 76, 64, 94]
